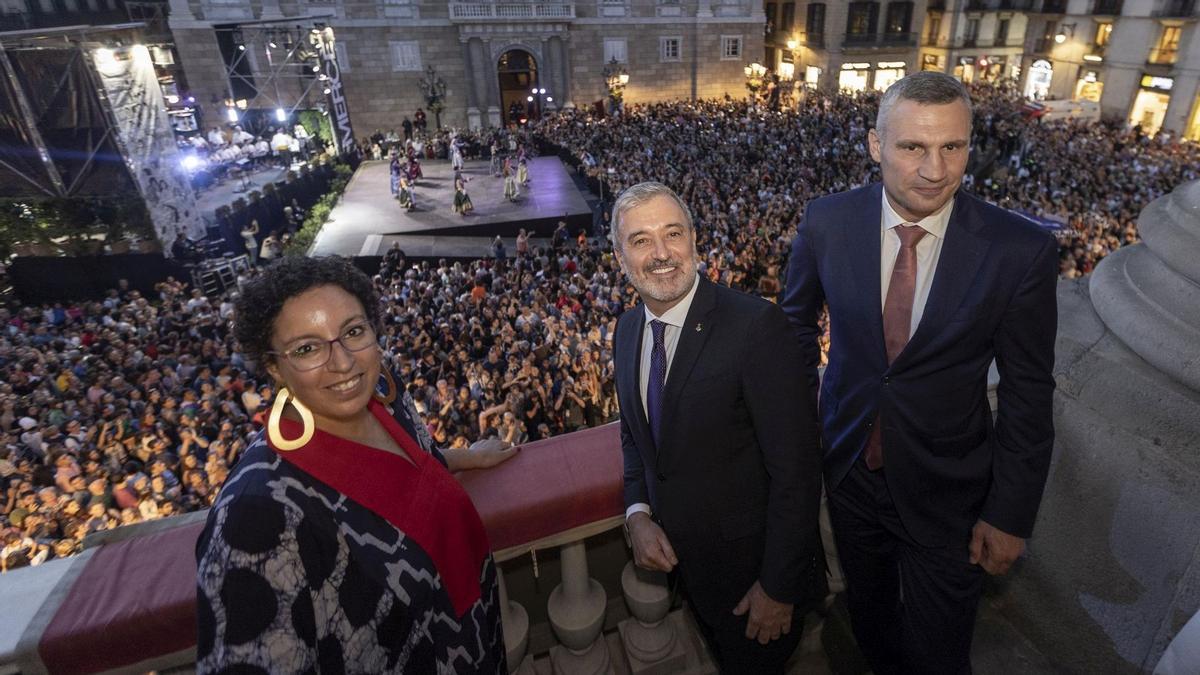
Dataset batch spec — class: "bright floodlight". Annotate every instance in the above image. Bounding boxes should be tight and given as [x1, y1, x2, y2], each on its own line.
[181, 155, 203, 171]
[226, 108, 239, 123]
[546, 96, 553, 102]
[275, 107, 287, 122]
[1054, 32, 1067, 44]
[95, 47, 115, 63]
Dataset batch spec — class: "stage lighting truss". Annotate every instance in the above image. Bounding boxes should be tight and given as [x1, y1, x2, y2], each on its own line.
[215, 20, 331, 123]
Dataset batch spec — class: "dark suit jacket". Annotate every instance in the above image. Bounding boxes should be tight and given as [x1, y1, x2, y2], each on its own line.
[782, 183, 1058, 547]
[617, 277, 825, 620]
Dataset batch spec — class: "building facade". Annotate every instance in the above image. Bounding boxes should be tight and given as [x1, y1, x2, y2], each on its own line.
[1019, 0, 1199, 137]
[761, 0, 1199, 138]
[164, 0, 764, 134]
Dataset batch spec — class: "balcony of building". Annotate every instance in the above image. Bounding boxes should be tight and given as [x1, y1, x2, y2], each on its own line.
[843, 31, 919, 49]
[999, 0, 1035, 10]
[927, 0, 947, 11]
[0, 0, 136, 31]
[1038, 0, 1067, 12]
[955, 35, 1028, 48]
[1152, 0, 1196, 16]
[449, 0, 576, 21]
[0, 376, 1005, 674]
[1091, 0, 1123, 15]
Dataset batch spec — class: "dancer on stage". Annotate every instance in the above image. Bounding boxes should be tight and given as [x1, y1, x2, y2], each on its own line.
[453, 170, 474, 216]
[502, 157, 520, 202]
[407, 155, 423, 184]
[389, 154, 401, 196]
[517, 156, 529, 186]
[490, 140, 502, 176]
[397, 173, 415, 210]
[451, 139, 464, 172]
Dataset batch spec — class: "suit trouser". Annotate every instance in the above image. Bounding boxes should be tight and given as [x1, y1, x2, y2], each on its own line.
[828, 457, 984, 675]
[679, 572, 804, 675]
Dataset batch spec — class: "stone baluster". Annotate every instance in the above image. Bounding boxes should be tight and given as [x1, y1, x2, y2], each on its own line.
[618, 561, 689, 673]
[498, 567, 534, 673]
[547, 540, 611, 674]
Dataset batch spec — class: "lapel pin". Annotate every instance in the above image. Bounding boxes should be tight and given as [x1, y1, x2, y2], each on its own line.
[695, 323, 703, 332]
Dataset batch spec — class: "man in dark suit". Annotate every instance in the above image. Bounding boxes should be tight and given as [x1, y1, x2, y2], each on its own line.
[613, 182, 825, 672]
[782, 72, 1058, 673]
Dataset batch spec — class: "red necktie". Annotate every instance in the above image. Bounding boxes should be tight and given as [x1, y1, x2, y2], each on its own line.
[864, 224, 928, 470]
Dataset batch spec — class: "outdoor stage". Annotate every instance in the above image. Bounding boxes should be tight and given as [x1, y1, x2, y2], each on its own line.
[310, 156, 593, 257]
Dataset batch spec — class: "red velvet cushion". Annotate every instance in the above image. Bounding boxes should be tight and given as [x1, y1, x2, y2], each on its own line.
[38, 522, 203, 675]
[458, 423, 624, 552]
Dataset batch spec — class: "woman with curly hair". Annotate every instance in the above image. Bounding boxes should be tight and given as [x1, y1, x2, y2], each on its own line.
[195, 256, 515, 673]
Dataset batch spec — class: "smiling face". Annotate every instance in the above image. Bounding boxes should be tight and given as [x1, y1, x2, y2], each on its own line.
[614, 194, 698, 315]
[869, 98, 971, 223]
[265, 285, 381, 437]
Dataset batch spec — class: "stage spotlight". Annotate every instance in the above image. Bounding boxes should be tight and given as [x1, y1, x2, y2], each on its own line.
[238, 44, 246, 51]
[166, 94, 180, 104]
[527, 96, 533, 102]
[187, 96, 195, 103]
[226, 108, 239, 123]
[323, 88, 331, 95]
[312, 65, 320, 72]
[275, 107, 287, 122]
[546, 96, 553, 102]
[181, 155, 204, 171]
[539, 88, 547, 94]
[95, 47, 115, 63]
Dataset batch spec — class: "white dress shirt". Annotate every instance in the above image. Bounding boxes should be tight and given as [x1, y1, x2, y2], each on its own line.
[626, 273, 700, 521]
[880, 191, 954, 338]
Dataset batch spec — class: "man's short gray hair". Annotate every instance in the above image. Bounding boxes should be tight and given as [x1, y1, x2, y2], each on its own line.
[609, 181, 693, 251]
[875, 72, 973, 139]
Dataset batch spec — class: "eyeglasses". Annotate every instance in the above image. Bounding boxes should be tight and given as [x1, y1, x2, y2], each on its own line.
[270, 322, 377, 372]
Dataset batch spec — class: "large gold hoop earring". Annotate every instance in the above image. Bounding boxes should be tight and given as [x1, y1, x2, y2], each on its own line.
[268, 387, 314, 451]
[374, 366, 398, 406]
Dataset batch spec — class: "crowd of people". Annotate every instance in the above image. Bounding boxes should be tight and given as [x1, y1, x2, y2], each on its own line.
[4, 82, 1198, 570]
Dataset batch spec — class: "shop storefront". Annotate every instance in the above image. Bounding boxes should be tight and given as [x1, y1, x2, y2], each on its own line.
[1074, 69, 1104, 103]
[839, 62, 871, 91]
[1129, 74, 1174, 135]
[922, 53, 943, 72]
[1025, 59, 1053, 100]
[874, 61, 906, 90]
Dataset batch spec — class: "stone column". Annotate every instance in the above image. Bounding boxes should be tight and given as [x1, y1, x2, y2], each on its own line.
[559, 34, 575, 109]
[260, 0, 283, 19]
[480, 39, 502, 127]
[462, 38, 482, 130]
[167, 0, 194, 21]
[547, 540, 611, 674]
[499, 568, 534, 674]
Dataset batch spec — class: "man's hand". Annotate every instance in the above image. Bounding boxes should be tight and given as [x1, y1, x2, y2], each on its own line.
[969, 519, 1025, 575]
[627, 512, 677, 572]
[733, 580, 793, 644]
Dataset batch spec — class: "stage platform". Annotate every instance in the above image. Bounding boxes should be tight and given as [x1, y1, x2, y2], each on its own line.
[310, 157, 593, 257]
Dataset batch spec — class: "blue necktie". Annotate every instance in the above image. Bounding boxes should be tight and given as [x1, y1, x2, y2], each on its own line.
[647, 320, 667, 445]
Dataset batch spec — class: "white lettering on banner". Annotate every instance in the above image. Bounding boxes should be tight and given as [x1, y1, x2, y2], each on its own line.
[316, 31, 356, 156]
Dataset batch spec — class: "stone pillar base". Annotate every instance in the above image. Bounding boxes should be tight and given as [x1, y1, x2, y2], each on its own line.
[618, 616, 687, 674]
[487, 106, 501, 128]
[549, 637, 613, 675]
[511, 654, 536, 675]
[665, 609, 720, 675]
[467, 107, 482, 131]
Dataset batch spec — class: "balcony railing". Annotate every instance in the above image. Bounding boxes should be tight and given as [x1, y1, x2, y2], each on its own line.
[1092, 0, 1123, 14]
[1148, 47, 1178, 64]
[1034, 36, 1055, 51]
[0, 372, 1003, 674]
[999, 0, 1034, 9]
[1152, 0, 1195, 16]
[955, 36, 1026, 47]
[927, 0, 946, 10]
[1039, 0, 1067, 11]
[966, 0, 988, 10]
[843, 31, 919, 48]
[449, 1, 576, 20]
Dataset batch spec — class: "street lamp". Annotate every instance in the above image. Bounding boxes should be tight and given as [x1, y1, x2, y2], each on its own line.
[530, 87, 549, 118]
[602, 57, 629, 116]
[1054, 23, 1075, 44]
[418, 65, 448, 130]
[744, 62, 768, 104]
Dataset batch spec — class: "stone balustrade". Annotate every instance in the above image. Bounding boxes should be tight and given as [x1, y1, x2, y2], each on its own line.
[450, 1, 576, 21]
